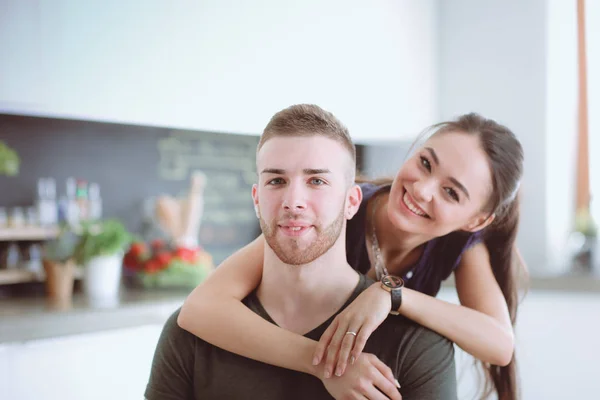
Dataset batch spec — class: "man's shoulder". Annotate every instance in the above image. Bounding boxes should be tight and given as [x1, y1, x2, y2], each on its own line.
[145, 308, 198, 400]
[368, 311, 455, 373]
[379, 313, 454, 355]
[158, 307, 200, 347]
[369, 316, 457, 399]
[162, 307, 183, 332]
[377, 313, 451, 345]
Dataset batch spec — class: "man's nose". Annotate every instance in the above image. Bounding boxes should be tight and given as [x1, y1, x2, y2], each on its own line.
[282, 182, 307, 211]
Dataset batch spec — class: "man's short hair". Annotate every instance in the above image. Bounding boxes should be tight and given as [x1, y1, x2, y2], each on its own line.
[257, 104, 356, 181]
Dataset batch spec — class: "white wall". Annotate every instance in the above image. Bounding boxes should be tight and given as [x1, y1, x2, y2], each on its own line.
[437, 0, 549, 273]
[588, 1, 600, 227]
[545, 0, 578, 273]
[0, 0, 438, 143]
[543, 0, 600, 273]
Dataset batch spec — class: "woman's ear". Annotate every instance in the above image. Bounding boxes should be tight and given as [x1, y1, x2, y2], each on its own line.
[463, 212, 495, 232]
[345, 184, 363, 220]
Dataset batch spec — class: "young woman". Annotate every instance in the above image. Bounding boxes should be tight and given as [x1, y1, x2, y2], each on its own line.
[178, 113, 527, 400]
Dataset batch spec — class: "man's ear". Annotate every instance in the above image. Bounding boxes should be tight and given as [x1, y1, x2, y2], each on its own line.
[463, 212, 495, 232]
[252, 184, 260, 218]
[345, 184, 363, 220]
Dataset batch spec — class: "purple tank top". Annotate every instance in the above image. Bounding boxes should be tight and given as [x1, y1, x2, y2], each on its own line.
[345, 183, 482, 297]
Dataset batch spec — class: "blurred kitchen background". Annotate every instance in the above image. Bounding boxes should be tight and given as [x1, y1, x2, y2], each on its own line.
[1, 1, 599, 399]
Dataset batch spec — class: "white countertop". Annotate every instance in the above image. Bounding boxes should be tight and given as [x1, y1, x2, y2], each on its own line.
[0, 289, 189, 344]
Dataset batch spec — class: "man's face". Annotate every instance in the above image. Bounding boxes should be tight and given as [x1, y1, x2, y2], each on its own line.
[253, 136, 357, 265]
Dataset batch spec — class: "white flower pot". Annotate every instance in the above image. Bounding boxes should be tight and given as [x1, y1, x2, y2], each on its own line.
[83, 253, 123, 307]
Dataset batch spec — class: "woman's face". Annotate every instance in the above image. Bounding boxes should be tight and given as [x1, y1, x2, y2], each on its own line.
[388, 131, 495, 238]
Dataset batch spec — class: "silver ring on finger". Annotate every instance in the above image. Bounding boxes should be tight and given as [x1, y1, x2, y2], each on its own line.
[345, 331, 357, 337]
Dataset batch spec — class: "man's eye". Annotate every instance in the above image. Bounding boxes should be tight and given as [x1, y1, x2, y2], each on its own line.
[268, 178, 285, 185]
[310, 178, 325, 185]
[420, 156, 431, 171]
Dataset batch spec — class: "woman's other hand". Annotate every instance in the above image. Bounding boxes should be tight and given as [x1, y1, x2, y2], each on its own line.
[314, 283, 391, 377]
[320, 353, 401, 400]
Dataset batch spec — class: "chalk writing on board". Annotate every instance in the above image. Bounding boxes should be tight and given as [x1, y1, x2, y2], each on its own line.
[156, 131, 260, 263]
[157, 134, 257, 181]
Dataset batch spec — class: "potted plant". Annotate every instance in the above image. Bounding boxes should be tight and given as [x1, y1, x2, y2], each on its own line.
[570, 207, 600, 273]
[0, 140, 20, 176]
[73, 219, 132, 306]
[42, 225, 79, 306]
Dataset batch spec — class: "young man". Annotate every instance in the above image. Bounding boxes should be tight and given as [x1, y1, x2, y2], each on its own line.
[145, 104, 457, 400]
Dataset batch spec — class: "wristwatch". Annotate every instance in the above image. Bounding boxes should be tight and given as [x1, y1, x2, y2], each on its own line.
[380, 275, 404, 315]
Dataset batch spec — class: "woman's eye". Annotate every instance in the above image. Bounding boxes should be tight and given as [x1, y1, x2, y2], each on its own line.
[310, 178, 325, 185]
[420, 156, 431, 171]
[446, 187, 459, 201]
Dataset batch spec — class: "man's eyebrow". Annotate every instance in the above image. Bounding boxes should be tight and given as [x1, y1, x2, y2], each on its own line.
[261, 168, 285, 174]
[260, 168, 332, 175]
[425, 147, 470, 200]
[303, 168, 331, 175]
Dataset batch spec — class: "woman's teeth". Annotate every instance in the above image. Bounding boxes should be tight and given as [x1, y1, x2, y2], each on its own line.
[403, 192, 428, 218]
[289, 227, 302, 231]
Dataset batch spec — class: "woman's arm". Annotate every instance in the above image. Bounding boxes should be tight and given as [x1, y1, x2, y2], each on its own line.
[316, 242, 514, 376]
[399, 242, 515, 366]
[177, 235, 318, 374]
[176, 235, 402, 399]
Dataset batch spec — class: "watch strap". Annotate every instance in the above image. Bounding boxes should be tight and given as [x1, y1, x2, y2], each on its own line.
[389, 287, 402, 315]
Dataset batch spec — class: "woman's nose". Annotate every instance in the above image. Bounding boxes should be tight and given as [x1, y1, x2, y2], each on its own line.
[412, 179, 434, 203]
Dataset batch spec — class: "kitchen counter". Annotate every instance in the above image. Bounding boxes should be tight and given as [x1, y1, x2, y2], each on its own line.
[524, 274, 600, 292]
[2, 271, 600, 345]
[443, 272, 600, 293]
[0, 289, 189, 344]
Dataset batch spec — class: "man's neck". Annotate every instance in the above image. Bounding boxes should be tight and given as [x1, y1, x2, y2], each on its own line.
[256, 239, 360, 335]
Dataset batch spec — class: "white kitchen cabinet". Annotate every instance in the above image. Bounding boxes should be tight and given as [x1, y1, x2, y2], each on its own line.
[0, 345, 10, 399]
[5, 324, 163, 400]
[1, 0, 438, 143]
[0, 0, 46, 112]
[438, 287, 600, 400]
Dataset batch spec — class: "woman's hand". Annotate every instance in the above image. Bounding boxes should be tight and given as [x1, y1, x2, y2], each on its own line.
[320, 353, 402, 400]
[313, 283, 392, 377]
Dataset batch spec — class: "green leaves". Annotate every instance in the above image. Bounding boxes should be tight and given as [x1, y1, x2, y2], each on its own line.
[73, 219, 133, 266]
[0, 141, 20, 176]
[43, 225, 79, 263]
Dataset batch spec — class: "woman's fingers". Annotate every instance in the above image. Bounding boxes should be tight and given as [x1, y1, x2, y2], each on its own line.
[351, 319, 376, 363]
[371, 356, 400, 390]
[368, 367, 402, 400]
[361, 374, 402, 400]
[324, 320, 351, 377]
[334, 325, 361, 376]
[314, 318, 338, 366]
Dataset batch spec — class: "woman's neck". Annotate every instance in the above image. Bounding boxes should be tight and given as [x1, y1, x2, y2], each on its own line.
[370, 192, 433, 275]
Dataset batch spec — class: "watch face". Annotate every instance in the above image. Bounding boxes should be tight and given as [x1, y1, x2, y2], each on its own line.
[382, 275, 404, 289]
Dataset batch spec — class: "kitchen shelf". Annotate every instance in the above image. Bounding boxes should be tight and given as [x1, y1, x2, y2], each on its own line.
[0, 226, 60, 241]
[0, 268, 84, 285]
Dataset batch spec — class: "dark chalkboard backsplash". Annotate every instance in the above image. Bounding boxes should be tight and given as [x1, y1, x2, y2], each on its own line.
[0, 114, 261, 265]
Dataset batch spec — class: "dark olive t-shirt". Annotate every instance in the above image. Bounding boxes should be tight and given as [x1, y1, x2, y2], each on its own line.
[145, 274, 457, 400]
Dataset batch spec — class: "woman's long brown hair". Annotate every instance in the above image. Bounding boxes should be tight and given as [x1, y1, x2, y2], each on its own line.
[360, 113, 528, 399]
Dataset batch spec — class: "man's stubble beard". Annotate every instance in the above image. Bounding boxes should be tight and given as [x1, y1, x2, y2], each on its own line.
[260, 206, 346, 266]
